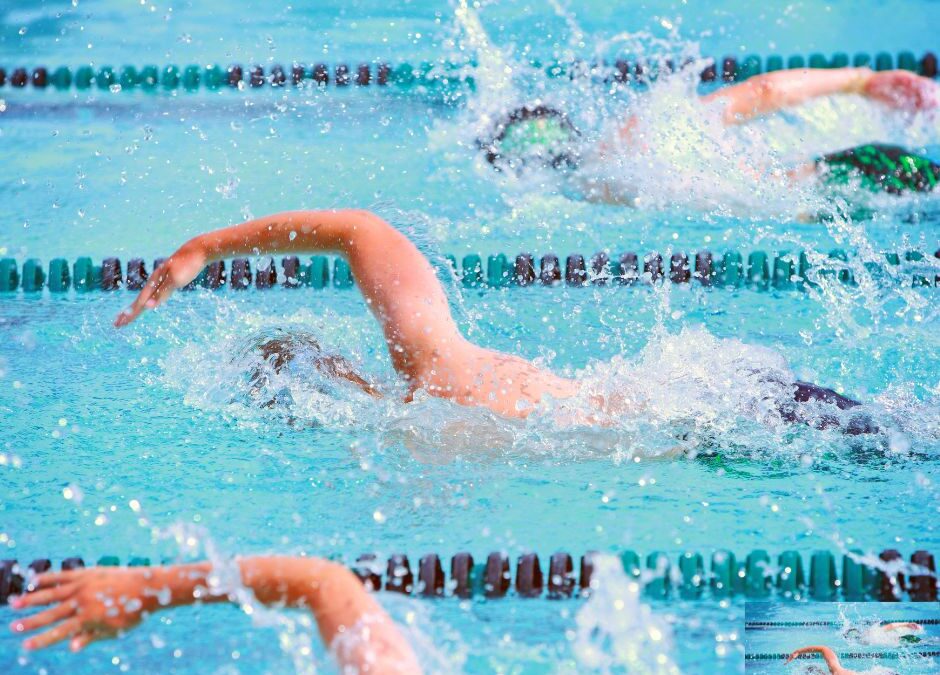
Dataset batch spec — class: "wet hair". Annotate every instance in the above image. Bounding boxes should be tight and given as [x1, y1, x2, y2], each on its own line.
[478, 105, 581, 173]
[243, 329, 377, 407]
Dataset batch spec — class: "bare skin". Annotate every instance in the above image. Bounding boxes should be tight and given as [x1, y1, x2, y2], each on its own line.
[8, 557, 420, 673]
[585, 67, 940, 199]
[112, 211, 873, 430]
[786, 646, 859, 675]
[114, 209, 580, 419]
[880, 622, 922, 633]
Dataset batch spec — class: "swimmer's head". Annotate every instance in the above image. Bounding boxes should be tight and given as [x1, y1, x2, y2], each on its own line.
[479, 105, 581, 173]
[844, 627, 863, 641]
[245, 330, 379, 405]
[899, 634, 921, 644]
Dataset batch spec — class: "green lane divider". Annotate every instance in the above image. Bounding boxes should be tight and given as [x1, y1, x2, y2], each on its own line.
[1, 548, 934, 604]
[776, 550, 805, 598]
[0, 258, 19, 291]
[0, 249, 935, 294]
[746, 651, 940, 660]
[679, 552, 704, 599]
[745, 549, 771, 598]
[747, 619, 940, 628]
[1, 51, 936, 95]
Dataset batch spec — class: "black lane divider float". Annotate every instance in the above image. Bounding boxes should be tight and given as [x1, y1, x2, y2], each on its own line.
[0, 51, 936, 94]
[1, 549, 936, 604]
[746, 619, 940, 629]
[0, 249, 937, 294]
[746, 651, 940, 661]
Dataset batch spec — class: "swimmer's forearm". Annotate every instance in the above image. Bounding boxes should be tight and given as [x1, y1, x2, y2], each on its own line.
[186, 209, 385, 261]
[150, 557, 416, 668]
[788, 646, 843, 672]
[149, 557, 376, 641]
[704, 67, 872, 124]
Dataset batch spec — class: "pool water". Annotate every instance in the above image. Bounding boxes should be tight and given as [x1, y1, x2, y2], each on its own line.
[1, 1, 939, 673]
[745, 603, 940, 674]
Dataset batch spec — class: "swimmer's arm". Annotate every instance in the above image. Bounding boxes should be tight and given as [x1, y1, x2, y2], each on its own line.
[704, 68, 938, 124]
[115, 210, 465, 380]
[881, 622, 922, 632]
[702, 68, 873, 124]
[9, 557, 420, 674]
[785, 646, 850, 674]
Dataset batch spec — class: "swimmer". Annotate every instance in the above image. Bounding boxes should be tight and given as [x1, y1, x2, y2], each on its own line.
[7, 556, 420, 673]
[482, 68, 939, 201]
[844, 621, 925, 646]
[786, 646, 899, 675]
[114, 208, 874, 434]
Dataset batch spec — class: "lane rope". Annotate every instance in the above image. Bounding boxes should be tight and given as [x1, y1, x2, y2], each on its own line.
[0, 51, 936, 93]
[0, 249, 936, 293]
[745, 651, 940, 660]
[1, 548, 936, 603]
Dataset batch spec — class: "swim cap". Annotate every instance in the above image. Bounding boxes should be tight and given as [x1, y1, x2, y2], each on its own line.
[479, 105, 581, 172]
[899, 634, 922, 644]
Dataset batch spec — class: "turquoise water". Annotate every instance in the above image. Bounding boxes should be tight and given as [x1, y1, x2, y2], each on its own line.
[745, 603, 940, 674]
[1, 1, 939, 673]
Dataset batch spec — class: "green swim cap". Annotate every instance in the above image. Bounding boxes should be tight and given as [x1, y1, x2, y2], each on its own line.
[499, 116, 573, 155]
[479, 105, 581, 172]
[899, 634, 922, 644]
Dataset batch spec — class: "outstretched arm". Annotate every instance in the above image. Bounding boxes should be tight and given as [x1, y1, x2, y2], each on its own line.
[702, 68, 939, 124]
[786, 646, 853, 674]
[881, 621, 922, 632]
[9, 557, 420, 673]
[115, 209, 465, 381]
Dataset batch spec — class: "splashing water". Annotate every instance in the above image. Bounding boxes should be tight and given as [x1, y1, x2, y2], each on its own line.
[152, 290, 926, 465]
[438, 1, 940, 224]
[837, 608, 930, 648]
[573, 554, 679, 674]
[155, 521, 320, 674]
[791, 666, 903, 675]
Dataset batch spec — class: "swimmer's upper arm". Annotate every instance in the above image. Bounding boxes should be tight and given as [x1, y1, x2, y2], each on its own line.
[124, 208, 462, 379]
[333, 210, 465, 377]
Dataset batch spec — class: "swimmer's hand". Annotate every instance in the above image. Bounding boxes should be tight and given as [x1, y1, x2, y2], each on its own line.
[860, 70, 939, 112]
[8, 568, 157, 651]
[114, 241, 207, 327]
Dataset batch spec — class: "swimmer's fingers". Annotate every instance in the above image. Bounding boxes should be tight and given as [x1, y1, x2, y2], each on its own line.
[69, 630, 100, 652]
[115, 245, 208, 327]
[28, 570, 85, 590]
[114, 261, 174, 327]
[863, 71, 940, 112]
[11, 598, 77, 634]
[10, 582, 78, 609]
[21, 616, 82, 650]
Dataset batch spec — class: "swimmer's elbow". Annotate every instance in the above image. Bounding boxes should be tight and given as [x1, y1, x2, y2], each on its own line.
[752, 78, 786, 111]
[723, 77, 782, 122]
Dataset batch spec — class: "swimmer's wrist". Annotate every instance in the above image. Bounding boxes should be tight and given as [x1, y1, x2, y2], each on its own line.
[146, 562, 215, 610]
[182, 235, 211, 261]
[847, 67, 873, 94]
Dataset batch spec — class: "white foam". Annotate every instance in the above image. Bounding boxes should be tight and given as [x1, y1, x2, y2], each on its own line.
[573, 554, 680, 674]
